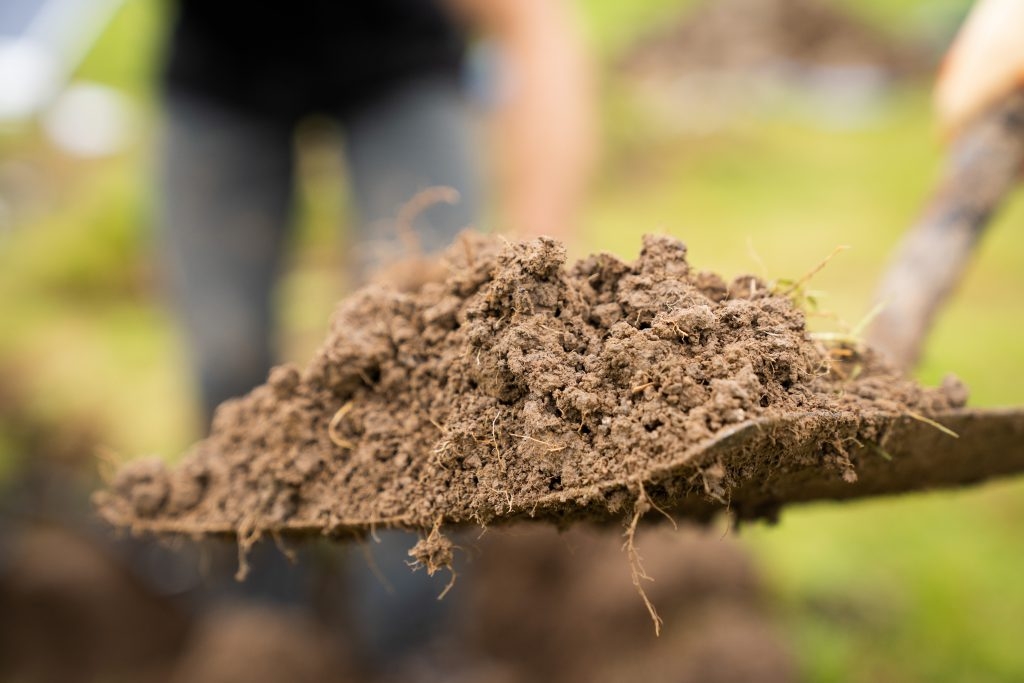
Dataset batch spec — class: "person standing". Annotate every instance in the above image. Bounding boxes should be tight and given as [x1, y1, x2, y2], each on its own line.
[155, 0, 596, 675]
[158, 0, 595, 428]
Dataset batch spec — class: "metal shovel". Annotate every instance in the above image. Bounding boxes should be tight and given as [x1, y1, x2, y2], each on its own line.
[100, 92, 1024, 538]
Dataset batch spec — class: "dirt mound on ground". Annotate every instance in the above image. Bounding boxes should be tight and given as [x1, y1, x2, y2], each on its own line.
[0, 526, 190, 683]
[464, 525, 797, 683]
[96, 233, 964, 563]
[622, 0, 925, 79]
[0, 523, 795, 682]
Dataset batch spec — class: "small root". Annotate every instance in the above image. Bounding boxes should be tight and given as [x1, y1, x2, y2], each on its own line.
[271, 530, 297, 564]
[905, 410, 959, 439]
[356, 533, 396, 596]
[234, 516, 261, 582]
[437, 568, 458, 601]
[699, 462, 729, 504]
[491, 415, 507, 471]
[407, 518, 459, 600]
[486, 483, 515, 514]
[869, 443, 894, 461]
[645, 488, 678, 530]
[395, 186, 461, 254]
[328, 402, 355, 449]
[235, 546, 250, 582]
[509, 432, 566, 453]
[622, 484, 663, 636]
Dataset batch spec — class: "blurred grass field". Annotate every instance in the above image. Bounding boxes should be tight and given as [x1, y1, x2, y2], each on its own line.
[2, 0, 1023, 681]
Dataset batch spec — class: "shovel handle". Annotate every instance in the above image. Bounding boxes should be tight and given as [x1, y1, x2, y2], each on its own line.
[867, 88, 1024, 370]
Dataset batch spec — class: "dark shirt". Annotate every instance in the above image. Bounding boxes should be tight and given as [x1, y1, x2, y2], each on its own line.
[164, 0, 467, 123]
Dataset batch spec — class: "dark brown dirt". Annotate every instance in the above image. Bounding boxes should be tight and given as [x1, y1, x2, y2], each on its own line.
[622, 0, 927, 79]
[462, 524, 797, 683]
[96, 233, 965, 566]
[0, 526, 190, 683]
[168, 604, 353, 683]
[0, 522, 796, 683]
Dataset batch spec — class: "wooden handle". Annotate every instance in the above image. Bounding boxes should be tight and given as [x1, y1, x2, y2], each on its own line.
[867, 89, 1024, 370]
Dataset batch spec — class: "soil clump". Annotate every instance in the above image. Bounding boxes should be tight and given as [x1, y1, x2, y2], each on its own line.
[96, 233, 965, 563]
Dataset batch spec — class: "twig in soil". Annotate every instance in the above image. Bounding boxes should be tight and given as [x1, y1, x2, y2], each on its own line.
[328, 402, 355, 449]
[623, 483, 664, 636]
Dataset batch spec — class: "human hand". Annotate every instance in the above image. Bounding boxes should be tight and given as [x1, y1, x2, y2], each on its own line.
[936, 0, 1024, 137]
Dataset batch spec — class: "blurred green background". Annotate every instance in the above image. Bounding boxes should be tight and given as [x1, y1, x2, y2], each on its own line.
[2, 0, 1023, 681]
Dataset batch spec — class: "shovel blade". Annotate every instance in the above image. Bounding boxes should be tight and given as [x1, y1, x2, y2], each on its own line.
[644, 407, 1024, 521]
[108, 408, 1024, 538]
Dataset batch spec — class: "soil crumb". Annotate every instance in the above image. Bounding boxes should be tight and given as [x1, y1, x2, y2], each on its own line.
[96, 233, 965, 555]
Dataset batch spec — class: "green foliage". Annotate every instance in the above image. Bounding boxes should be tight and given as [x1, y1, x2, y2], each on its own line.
[75, 0, 168, 98]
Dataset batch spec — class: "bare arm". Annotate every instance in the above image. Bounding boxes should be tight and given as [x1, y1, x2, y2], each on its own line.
[449, 0, 597, 244]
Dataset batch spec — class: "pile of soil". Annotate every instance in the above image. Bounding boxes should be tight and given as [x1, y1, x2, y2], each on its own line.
[622, 0, 926, 80]
[96, 233, 965, 568]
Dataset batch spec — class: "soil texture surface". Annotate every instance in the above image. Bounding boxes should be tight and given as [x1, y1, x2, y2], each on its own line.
[96, 233, 966, 565]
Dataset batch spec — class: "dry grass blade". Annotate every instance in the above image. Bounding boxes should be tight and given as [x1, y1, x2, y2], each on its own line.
[780, 245, 850, 297]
